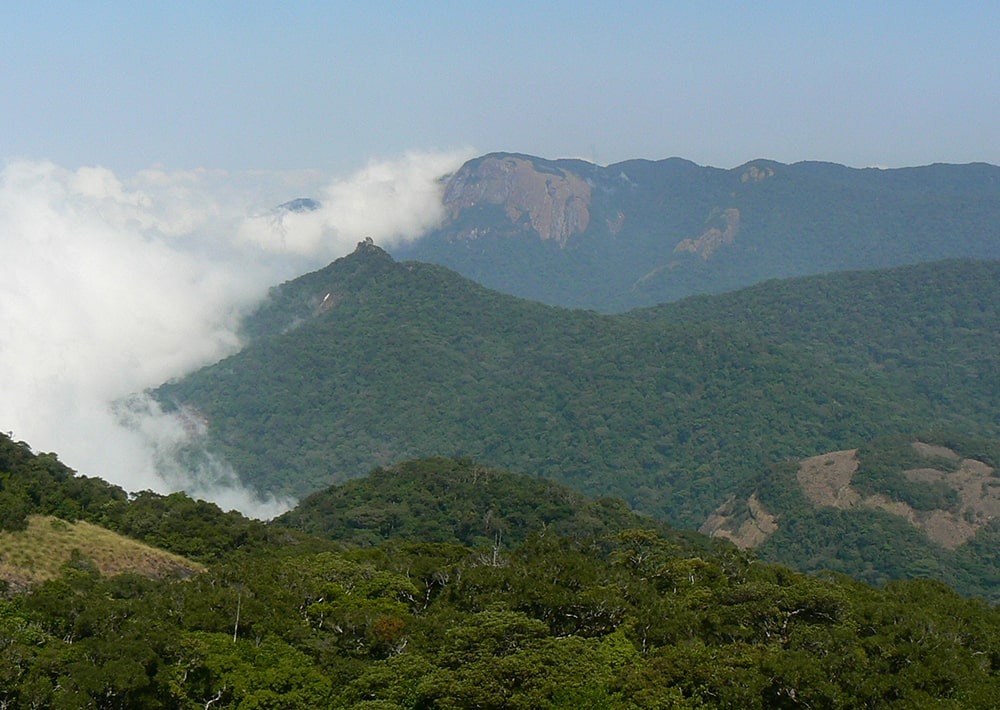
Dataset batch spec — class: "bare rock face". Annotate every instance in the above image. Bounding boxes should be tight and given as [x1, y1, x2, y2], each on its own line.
[674, 208, 741, 260]
[443, 155, 591, 246]
[796, 444, 1000, 549]
[700, 492, 779, 549]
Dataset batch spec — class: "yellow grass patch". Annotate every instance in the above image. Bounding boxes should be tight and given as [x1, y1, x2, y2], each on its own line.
[0, 515, 204, 591]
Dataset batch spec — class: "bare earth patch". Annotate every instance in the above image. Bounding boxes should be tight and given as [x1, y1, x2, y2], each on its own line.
[703, 442, 1000, 550]
[700, 492, 779, 549]
[797, 449, 862, 508]
[794, 443, 999, 549]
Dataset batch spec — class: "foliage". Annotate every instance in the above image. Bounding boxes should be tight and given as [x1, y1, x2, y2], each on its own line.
[154, 247, 1000, 519]
[274, 456, 695, 551]
[754, 433, 1000, 600]
[152, 247, 1000, 593]
[4, 438, 1000, 706]
[4, 499, 1000, 706]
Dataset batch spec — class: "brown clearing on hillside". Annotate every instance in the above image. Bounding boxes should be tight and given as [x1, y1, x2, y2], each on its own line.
[700, 492, 778, 549]
[796, 444, 1000, 549]
[0, 515, 204, 592]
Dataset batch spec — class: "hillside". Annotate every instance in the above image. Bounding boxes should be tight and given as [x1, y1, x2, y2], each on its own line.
[5, 438, 1000, 707]
[155, 242, 921, 515]
[640, 258, 1000, 430]
[273, 456, 700, 550]
[155, 246, 1000, 512]
[393, 153, 1000, 312]
[0, 515, 203, 592]
[149, 246, 1000, 594]
[703, 435, 1000, 600]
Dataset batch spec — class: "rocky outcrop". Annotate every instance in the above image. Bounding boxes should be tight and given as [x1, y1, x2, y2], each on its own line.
[700, 493, 778, 549]
[674, 208, 741, 260]
[442, 155, 591, 246]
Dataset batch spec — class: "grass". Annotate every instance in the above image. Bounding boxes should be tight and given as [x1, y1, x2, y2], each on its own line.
[0, 515, 205, 590]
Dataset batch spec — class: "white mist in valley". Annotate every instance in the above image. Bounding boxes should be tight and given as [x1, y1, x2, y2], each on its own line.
[0, 150, 469, 517]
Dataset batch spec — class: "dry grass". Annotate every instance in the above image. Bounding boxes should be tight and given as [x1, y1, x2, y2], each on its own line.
[0, 515, 204, 591]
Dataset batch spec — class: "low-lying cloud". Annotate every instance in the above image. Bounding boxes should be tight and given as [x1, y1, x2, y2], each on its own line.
[237, 150, 471, 258]
[0, 150, 468, 517]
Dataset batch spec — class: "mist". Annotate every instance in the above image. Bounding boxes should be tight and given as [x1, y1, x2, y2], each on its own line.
[0, 151, 469, 517]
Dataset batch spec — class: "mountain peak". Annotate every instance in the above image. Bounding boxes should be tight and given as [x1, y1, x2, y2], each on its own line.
[351, 235, 382, 255]
[276, 197, 321, 213]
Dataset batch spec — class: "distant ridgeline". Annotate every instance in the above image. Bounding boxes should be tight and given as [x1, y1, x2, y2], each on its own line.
[152, 243, 1000, 598]
[393, 152, 1000, 312]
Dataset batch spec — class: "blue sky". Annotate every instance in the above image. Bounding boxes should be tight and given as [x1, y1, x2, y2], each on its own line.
[4, 1, 999, 173]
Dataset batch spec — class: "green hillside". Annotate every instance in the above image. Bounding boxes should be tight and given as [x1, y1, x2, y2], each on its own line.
[147, 246, 1000, 596]
[273, 456, 699, 550]
[5, 437, 1000, 707]
[641, 259, 1000, 431]
[155, 247, 1000, 518]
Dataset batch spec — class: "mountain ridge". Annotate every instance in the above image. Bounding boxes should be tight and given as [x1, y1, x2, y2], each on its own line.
[393, 152, 1000, 311]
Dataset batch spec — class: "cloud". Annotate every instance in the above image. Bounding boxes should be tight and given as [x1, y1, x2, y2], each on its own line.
[0, 151, 465, 517]
[237, 149, 472, 258]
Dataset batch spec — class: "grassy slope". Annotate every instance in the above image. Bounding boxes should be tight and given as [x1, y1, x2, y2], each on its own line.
[0, 515, 204, 591]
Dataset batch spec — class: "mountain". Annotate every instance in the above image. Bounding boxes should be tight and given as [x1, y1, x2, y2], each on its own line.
[392, 152, 1000, 312]
[151, 244, 1000, 594]
[153, 242, 902, 509]
[5, 436, 1000, 707]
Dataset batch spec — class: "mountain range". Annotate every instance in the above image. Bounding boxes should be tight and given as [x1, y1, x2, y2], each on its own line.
[393, 152, 1000, 311]
[5, 150, 1000, 703]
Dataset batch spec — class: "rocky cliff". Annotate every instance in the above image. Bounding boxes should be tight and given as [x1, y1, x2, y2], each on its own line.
[442, 154, 592, 246]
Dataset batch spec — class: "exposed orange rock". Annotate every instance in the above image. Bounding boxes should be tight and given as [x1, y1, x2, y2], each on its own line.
[443, 156, 591, 246]
[796, 444, 1000, 549]
[700, 492, 778, 549]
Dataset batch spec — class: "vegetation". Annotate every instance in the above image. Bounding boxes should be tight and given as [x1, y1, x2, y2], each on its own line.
[151, 246, 1000, 593]
[753, 433, 1000, 600]
[0, 515, 202, 591]
[4, 442, 1000, 708]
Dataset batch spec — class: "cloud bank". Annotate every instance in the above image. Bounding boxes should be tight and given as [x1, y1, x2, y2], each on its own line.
[237, 150, 471, 258]
[0, 151, 467, 517]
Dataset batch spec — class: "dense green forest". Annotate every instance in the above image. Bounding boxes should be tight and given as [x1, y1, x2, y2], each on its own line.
[5, 437, 1000, 708]
[639, 258, 1000, 431]
[152, 245, 1000, 593]
[159, 246, 1000, 512]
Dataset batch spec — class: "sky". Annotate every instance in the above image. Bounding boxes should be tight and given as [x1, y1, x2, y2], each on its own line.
[1, 2, 998, 515]
[5, 1, 999, 172]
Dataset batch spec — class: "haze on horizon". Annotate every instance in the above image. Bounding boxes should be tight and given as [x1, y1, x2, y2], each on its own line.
[1, 2, 997, 514]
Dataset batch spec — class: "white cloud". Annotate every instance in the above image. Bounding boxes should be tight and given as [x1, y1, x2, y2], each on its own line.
[0, 151, 465, 518]
[238, 149, 472, 258]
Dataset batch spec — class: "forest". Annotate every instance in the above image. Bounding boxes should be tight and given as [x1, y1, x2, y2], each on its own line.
[152, 246, 1000, 596]
[4, 437, 1000, 708]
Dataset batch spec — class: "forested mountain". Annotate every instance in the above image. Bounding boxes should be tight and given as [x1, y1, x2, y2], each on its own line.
[155, 241, 904, 508]
[150, 244, 1000, 594]
[392, 153, 1000, 312]
[6, 436, 1000, 708]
